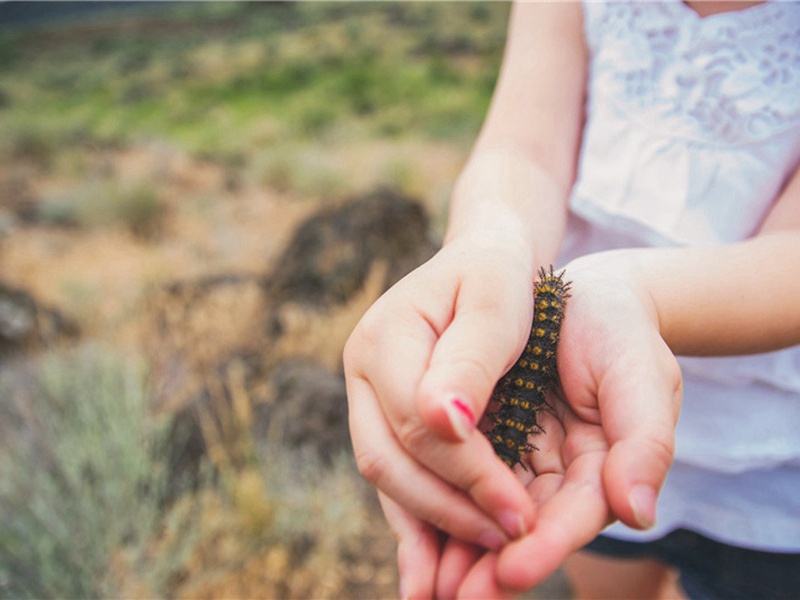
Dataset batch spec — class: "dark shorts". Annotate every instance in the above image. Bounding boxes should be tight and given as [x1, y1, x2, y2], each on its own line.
[584, 529, 800, 600]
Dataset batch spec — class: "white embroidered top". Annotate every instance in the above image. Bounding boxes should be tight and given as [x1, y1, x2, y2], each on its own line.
[559, 0, 800, 550]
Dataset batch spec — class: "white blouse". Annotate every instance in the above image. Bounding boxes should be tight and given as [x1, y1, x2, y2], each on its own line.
[559, 0, 800, 550]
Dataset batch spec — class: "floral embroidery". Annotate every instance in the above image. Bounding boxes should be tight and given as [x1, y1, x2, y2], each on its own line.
[585, 1, 800, 145]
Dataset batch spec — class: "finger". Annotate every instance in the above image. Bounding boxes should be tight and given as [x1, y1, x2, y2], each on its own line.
[496, 449, 610, 592]
[525, 471, 563, 512]
[525, 405, 566, 476]
[348, 375, 510, 550]
[417, 265, 533, 442]
[598, 340, 682, 530]
[456, 552, 515, 600]
[360, 319, 537, 539]
[379, 493, 441, 600]
[387, 413, 536, 540]
[436, 538, 484, 600]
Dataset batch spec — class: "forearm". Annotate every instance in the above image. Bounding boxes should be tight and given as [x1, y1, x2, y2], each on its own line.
[631, 156, 800, 356]
[445, 148, 569, 268]
[571, 232, 800, 357]
[443, 1, 585, 270]
[635, 231, 800, 356]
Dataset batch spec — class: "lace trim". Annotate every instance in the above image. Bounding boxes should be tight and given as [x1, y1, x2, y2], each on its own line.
[584, 1, 800, 145]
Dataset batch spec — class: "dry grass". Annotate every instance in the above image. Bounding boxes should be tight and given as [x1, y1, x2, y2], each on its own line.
[0, 346, 198, 598]
[0, 3, 514, 598]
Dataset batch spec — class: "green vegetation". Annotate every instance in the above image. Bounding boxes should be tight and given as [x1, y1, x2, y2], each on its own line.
[38, 178, 164, 236]
[0, 344, 380, 598]
[0, 347, 195, 598]
[0, 5, 513, 595]
[0, 2, 509, 166]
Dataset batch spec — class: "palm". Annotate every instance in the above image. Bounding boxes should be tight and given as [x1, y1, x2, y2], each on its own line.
[440, 264, 682, 597]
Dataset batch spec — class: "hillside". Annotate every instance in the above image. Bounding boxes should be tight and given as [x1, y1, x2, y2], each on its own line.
[0, 3, 570, 598]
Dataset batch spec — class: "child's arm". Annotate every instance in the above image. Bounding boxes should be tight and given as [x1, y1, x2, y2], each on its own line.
[344, 2, 587, 596]
[417, 0, 588, 450]
[488, 163, 800, 596]
[638, 164, 800, 356]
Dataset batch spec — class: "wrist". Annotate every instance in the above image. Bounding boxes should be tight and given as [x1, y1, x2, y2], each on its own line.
[445, 147, 569, 267]
[442, 226, 536, 282]
[564, 250, 664, 334]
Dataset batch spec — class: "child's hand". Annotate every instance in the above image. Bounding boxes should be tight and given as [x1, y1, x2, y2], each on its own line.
[343, 233, 542, 590]
[433, 254, 684, 598]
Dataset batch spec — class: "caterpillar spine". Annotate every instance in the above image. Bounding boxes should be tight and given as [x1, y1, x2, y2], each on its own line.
[486, 265, 571, 470]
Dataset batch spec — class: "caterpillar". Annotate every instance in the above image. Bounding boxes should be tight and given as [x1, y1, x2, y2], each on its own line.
[485, 265, 571, 470]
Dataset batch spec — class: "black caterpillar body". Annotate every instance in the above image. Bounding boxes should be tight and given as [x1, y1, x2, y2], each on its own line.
[487, 266, 571, 470]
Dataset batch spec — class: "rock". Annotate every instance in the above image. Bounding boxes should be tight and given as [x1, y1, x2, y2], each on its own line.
[0, 282, 78, 355]
[266, 187, 438, 308]
[254, 359, 350, 461]
[162, 351, 267, 498]
[0, 284, 37, 343]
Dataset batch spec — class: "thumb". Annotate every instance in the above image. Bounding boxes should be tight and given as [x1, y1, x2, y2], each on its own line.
[417, 272, 533, 442]
[602, 349, 682, 530]
[604, 433, 675, 530]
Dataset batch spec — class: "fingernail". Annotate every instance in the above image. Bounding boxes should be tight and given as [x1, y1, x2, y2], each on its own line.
[629, 484, 657, 529]
[444, 397, 474, 442]
[497, 509, 527, 538]
[477, 528, 507, 551]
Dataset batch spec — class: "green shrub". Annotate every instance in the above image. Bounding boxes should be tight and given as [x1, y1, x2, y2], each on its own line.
[38, 179, 164, 237]
[0, 347, 195, 599]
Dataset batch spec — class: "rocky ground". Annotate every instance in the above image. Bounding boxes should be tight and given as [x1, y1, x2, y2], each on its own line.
[0, 4, 573, 597]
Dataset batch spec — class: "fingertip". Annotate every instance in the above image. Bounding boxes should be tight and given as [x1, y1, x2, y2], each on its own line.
[456, 552, 516, 600]
[436, 538, 483, 599]
[442, 396, 477, 442]
[496, 531, 565, 593]
[416, 397, 460, 443]
[628, 484, 657, 530]
[604, 438, 671, 530]
[418, 385, 478, 443]
[496, 508, 532, 541]
[396, 525, 440, 600]
[496, 537, 534, 592]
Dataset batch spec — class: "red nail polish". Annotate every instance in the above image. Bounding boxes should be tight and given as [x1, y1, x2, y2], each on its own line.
[451, 398, 474, 423]
[445, 398, 475, 442]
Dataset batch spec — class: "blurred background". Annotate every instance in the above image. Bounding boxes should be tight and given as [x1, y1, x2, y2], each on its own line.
[0, 2, 569, 597]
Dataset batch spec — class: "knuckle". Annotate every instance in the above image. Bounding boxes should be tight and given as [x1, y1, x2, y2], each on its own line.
[459, 461, 488, 497]
[341, 333, 361, 372]
[562, 433, 585, 465]
[396, 416, 431, 455]
[425, 509, 457, 536]
[668, 360, 684, 400]
[343, 309, 383, 369]
[451, 353, 500, 396]
[644, 431, 676, 473]
[354, 448, 389, 487]
[656, 351, 684, 419]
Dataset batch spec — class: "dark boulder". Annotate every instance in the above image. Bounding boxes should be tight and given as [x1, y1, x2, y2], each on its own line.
[266, 187, 438, 308]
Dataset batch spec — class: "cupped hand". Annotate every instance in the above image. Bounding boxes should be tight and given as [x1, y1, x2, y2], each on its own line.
[433, 253, 684, 598]
[343, 233, 544, 594]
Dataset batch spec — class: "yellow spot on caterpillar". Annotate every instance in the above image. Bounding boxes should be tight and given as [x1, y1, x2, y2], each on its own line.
[487, 265, 571, 471]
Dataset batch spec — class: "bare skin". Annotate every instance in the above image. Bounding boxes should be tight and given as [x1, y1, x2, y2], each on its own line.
[344, 1, 800, 597]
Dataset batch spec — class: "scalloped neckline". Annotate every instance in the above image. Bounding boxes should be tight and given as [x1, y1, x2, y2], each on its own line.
[678, 0, 773, 21]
